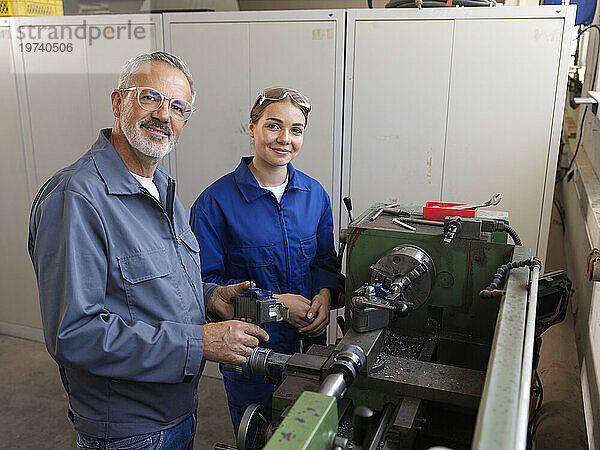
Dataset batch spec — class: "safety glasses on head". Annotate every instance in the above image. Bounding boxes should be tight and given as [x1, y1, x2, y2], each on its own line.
[120, 86, 195, 122]
[256, 87, 311, 114]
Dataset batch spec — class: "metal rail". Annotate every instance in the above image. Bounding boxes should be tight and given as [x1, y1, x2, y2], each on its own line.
[514, 263, 540, 449]
[472, 246, 532, 450]
[367, 403, 396, 450]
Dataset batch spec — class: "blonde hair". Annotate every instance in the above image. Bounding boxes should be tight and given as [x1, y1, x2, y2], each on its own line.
[250, 87, 310, 126]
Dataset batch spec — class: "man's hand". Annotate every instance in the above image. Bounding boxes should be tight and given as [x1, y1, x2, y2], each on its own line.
[279, 294, 312, 328]
[298, 289, 331, 337]
[207, 281, 253, 320]
[203, 320, 269, 365]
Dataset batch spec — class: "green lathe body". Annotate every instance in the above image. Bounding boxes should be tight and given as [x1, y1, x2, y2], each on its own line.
[264, 391, 337, 450]
[265, 204, 532, 450]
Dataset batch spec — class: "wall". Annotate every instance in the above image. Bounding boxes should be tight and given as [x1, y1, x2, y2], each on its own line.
[560, 1, 600, 441]
[558, 120, 600, 447]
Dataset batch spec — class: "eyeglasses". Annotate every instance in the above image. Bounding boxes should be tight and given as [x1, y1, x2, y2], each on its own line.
[256, 88, 311, 114]
[119, 86, 195, 122]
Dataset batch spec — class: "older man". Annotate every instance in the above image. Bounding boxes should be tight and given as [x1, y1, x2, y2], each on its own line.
[28, 51, 268, 449]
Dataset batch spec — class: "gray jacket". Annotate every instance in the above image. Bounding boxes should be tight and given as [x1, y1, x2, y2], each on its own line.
[28, 129, 217, 438]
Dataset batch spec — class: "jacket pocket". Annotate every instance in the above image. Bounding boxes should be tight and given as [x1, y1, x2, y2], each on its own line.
[117, 249, 172, 322]
[300, 236, 317, 260]
[179, 228, 201, 271]
[229, 245, 275, 267]
[179, 228, 200, 253]
[118, 248, 171, 283]
[228, 245, 276, 288]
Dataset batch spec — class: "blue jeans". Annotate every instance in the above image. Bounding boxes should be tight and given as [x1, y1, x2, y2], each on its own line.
[223, 372, 276, 436]
[76, 413, 196, 450]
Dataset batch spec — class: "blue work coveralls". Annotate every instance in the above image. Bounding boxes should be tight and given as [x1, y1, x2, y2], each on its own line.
[28, 129, 216, 439]
[189, 157, 344, 436]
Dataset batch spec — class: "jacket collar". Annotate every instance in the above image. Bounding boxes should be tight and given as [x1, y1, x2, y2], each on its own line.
[91, 129, 173, 196]
[234, 156, 310, 204]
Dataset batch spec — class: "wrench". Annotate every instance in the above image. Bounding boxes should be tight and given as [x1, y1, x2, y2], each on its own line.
[431, 193, 501, 210]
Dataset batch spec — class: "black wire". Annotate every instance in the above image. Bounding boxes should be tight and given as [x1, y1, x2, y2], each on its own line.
[552, 197, 566, 234]
[566, 25, 600, 174]
[528, 369, 544, 440]
[580, 24, 600, 35]
[504, 224, 522, 246]
[565, 106, 588, 173]
[552, 197, 564, 223]
[479, 258, 542, 298]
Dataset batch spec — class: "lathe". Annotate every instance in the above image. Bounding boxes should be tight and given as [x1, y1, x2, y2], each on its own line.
[226, 202, 547, 450]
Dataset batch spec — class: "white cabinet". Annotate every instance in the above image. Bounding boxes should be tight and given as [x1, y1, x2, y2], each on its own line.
[163, 11, 345, 225]
[165, 20, 251, 208]
[443, 17, 565, 258]
[1, 15, 162, 333]
[347, 18, 454, 212]
[343, 7, 574, 259]
[11, 14, 162, 192]
[0, 19, 39, 329]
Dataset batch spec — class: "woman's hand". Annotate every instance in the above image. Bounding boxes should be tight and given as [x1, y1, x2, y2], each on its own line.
[279, 294, 312, 328]
[299, 288, 331, 337]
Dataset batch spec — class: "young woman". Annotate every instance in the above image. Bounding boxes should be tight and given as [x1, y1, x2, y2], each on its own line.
[189, 87, 343, 441]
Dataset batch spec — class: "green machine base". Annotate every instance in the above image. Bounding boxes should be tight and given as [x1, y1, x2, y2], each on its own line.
[264, 391, 338, 450]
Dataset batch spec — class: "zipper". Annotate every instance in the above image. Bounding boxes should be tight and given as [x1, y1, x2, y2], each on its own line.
[139, 182, 178, 242]
[139, 183, 200, 309]
[273, 192, 291, 293]
[166, 178, 175, 224]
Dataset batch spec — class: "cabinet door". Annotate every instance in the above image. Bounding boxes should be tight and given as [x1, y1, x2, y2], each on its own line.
[0, 22, 39, 328]
[14, 15, 161, 192]
[347, 19, 454, 215]
[443, 18, 564, 253]
[15, 18, 93, 191]
[5, 15, 161, 330]
[168, 15, 341, 217]
[167, 21, 250, 212]
[249, 21, 338, 200]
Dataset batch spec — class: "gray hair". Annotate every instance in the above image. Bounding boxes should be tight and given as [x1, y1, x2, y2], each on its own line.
[117, 51, 196, 104]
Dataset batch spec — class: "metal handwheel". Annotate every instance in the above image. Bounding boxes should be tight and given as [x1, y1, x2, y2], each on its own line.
[237, 403, 271, 450]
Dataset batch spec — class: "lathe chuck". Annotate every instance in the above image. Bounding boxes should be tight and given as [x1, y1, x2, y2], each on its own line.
[369, 245, 435, 310]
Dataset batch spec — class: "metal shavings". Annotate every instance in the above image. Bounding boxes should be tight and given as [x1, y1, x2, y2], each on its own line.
[380, 333, 429, 359]
[337, 414, 353, 438]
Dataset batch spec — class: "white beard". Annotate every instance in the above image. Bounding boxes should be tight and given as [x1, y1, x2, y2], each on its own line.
[121, 103, 176, 161]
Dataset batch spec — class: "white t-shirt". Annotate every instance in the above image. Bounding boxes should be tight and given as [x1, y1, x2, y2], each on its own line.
[260, 177, 288, 204]
[131, 172, 160, 201]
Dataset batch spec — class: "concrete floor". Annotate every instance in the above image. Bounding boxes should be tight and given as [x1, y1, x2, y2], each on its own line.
[0, 335, 236, 449]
